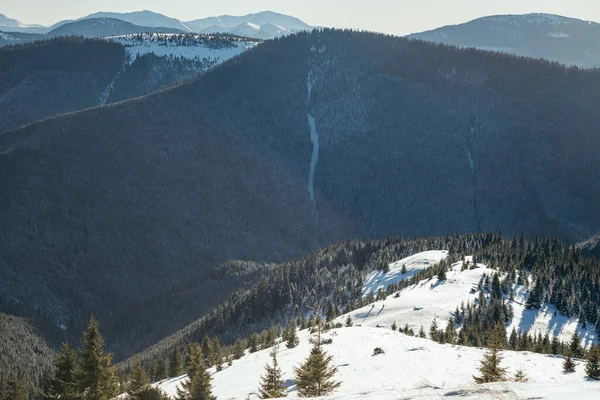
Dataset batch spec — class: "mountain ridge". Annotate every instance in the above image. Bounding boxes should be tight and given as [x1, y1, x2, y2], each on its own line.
[409, 13, 600, 68]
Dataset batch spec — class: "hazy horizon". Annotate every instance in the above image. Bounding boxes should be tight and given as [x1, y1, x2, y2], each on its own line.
[2, 0, 599, 36]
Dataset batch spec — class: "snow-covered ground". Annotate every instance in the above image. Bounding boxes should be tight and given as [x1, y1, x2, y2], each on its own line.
[155, 327, 597, 399]
[105, 33, 257, 64]
[151, 250, 598, 399]
[362, 250, 448, 296]
[354, 253, 597, 345]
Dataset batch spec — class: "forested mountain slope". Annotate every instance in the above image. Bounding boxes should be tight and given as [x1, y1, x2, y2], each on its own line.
[2, 29, 600, 367]
[0, 35, 256, 133]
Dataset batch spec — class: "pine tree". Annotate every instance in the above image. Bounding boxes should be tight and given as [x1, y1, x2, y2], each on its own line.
[212, 338, 222, 371]
[2, 371, 28, 400]
[249, 333, 260, 353]
[258, 346, 286, 398]
[391, 321, 397, 331]
[294, 341, 341, 397]
[154, 359, 167, 382]
[169, 348, 185, 378]
[233, 339, 246, 360]
[177, 344, 215, 400]
[444, 317, 456, 344]
[551, 335, 561, 355]
[47, 343, 78, 400]
[285, 322, 299, 349]
[585, 345, 600, 380]
[429, 318, 439, 341]
[131, 386, 170, 400]
[345, 316, 353, 327]
[569, 331, 582, 358]
[418, 326, 426, 338]
[437, 265, 447, 281]
[74, 316, 119, 400]
[473, 348, 507, 383]
[563, 353, 576, 373]
[128, 363, 150, 394]
[201, 337, 213, 365]
[513, 369, 528, 383]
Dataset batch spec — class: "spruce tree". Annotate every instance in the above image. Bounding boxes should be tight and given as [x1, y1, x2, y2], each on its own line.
[418, 326, 426, 338]
[2, 371, 28, 400]
[294, 340, 341, 397]
[177, 344, 215, 400]
[47, 343, 78, 400]
[563, 353, 576, 373]
[569, 331, 582, 358]
[74, 316, 119, 400]
[201, 337, 213, 365]
[391, 321, 397, 331]
[585, 345, 600, 380]
[258, 346, 286, 398]
[128, 363, 149, 394]
[473, 348, 507, 383]
[131, 386, 170, 400]
[154, 359, 167, 382]
[429, 318, 439, 341]
[249, 334, 260, 353]
[345, 316, 353, 327]
[285, 322, 299, 349]
[233, 339, 246, 360]
[169, 348, 185, 377]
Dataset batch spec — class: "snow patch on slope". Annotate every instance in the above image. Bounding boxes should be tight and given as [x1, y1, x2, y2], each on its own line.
[106, 33, 257, 64]
[156, 327, 597, 399]
[362, 250, 448, 297]
[354, 257, 597, 345]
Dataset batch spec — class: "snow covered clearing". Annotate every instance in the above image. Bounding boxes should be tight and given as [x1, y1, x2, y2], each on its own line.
[105, 33, 257, 64]
[354, 253, 596, 345]
[155, 327, 597, 399]
[362, 250, 448, 296]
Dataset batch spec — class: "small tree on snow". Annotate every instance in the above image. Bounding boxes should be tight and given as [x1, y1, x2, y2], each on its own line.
[473, 348, 507, 384]
[258, 346, 286, 398]
[345, 315, 353, 327]
[563, 353, 576, 373]
[293, 341, 341, 397]
[585, 345, 600, 380]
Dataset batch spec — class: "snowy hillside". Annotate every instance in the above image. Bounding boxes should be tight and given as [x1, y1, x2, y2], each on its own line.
[351, 254, 597, 346]
[105, 33, 258, 64]
[155, 327, 597, 399]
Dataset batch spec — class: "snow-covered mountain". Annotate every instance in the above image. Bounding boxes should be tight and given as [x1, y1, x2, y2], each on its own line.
[186, 11, 313, 39]
[0, 13, 48, 33]
[47, 18, 186, 38]
[409, 13, 600, 68]
[105, 32, 258, 64]
[152, 252, 598, 399]
[1, 10, 313, 40]
[348, 252, 597, 346]
[51, 10, 193, 32]
[156, 328, 597, 399]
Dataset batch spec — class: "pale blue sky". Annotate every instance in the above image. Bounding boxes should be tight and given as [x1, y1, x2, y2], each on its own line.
[4, 0, 599, 35]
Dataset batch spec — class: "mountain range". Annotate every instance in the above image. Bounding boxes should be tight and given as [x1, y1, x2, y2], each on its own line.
[1, 29, 600, 373]
[0, 10, 314, 40]
[410, 13, 600, 68]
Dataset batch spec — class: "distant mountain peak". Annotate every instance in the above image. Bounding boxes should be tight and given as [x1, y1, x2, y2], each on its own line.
[409, 13, 600, 68]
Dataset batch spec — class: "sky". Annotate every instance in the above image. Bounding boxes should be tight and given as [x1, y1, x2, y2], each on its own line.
[3, 0, 600, 35]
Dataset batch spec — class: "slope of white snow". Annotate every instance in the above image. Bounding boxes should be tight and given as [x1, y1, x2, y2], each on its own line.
[351, 256, 597, 346]
[105, 33, 257, 64]
[156, 327, 597, 399]
[362, 250, 448, 296]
